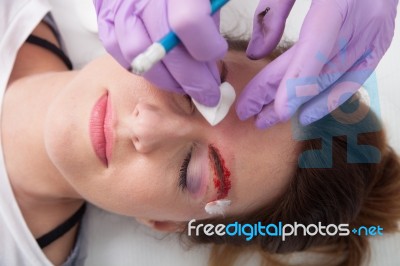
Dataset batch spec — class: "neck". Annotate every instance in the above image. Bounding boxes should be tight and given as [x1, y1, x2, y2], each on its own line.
[1, 71, 86, 266]
[2, 71, 82, 203]
[2, 21, 85, 265]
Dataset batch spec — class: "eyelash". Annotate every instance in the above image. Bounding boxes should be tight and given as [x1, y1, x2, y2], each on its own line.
[179, 146, 193, 191]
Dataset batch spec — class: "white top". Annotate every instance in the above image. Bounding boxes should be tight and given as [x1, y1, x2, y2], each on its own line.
[0, 0, 53, 264]
[0, 0, 50, 91]
[0, 1, 86, 265]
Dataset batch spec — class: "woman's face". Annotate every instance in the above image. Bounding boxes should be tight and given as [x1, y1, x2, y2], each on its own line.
[44, 51, 299, 222]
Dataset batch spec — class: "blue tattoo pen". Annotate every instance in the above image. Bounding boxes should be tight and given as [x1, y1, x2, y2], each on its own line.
[132, 0, 235, 127]
[131, 0, 230, 75]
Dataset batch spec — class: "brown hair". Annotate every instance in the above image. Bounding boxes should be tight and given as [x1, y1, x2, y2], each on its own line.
[181, 41, 400, 266]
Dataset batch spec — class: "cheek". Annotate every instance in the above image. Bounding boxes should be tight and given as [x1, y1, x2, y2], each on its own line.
[86, 166, 176, 217]
[105, 160, 168, 202]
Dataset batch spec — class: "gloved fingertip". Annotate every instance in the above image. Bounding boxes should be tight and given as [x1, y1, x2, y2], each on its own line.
[275, 102, 294, 123]
[236, 109, 252, 121]
[255, 114, 280, 129]
[255, 120, 267, 129]
[192, 88, 221, 107]
[299, 109, 327, 126]
[299, 115, 317, 126]
[118, 57, 132, 70]
[236, 98, 266, 121]
[246, 50, 260, 60]
[213, 41, 229, 60]
[236, 102, 259, 121]
[255, 105, 280, 129]
[246, 36, 266, 60]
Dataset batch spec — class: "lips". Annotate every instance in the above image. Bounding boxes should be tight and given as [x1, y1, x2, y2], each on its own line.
[89, 92, 113, 166]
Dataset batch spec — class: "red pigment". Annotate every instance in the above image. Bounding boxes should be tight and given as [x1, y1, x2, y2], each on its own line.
[208, 145, 231, 200]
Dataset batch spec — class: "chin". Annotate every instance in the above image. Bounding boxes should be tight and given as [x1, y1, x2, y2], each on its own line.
[44, 102, 89, 180]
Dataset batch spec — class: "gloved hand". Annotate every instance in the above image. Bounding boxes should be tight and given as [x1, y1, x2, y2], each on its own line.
[237, 0, 399, 128]
[93, 0, 228, 106]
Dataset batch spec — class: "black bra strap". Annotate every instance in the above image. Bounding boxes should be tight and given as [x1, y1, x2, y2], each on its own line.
[36, 203, 86, 249]
[26, 35, 73, 70]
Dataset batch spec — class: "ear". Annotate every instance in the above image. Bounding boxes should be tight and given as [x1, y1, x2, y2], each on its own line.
[135, 218, 185, 232]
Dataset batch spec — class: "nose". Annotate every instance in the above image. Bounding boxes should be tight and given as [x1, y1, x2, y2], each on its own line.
[130, 102, 192, 153]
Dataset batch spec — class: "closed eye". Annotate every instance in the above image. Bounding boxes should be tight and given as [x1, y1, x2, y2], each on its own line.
[178, 145, 193, 191]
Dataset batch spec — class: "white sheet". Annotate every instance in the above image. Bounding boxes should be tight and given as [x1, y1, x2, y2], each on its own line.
[48, 0, 400, 265]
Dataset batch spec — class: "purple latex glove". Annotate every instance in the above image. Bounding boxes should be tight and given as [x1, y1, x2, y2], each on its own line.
[237, 0, 399, 128]
[93, 0, 228, 106]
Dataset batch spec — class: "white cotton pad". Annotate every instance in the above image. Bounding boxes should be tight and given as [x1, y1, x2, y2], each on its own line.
[205, 199, 231, 215]
[192, 82, 236, 126]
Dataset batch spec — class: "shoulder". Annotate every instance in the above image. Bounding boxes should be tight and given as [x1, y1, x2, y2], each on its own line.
[0, 0, 52, 92]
